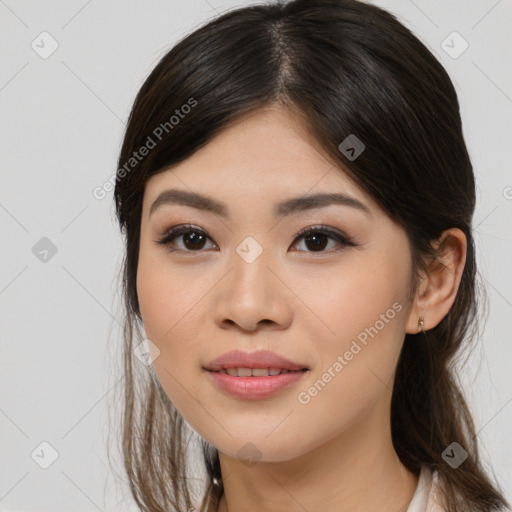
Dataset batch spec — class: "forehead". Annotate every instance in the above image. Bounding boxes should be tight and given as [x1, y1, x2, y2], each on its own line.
[143, 106, 375, 212]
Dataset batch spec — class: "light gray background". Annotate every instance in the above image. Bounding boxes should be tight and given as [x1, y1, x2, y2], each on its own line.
[1, 0, 511, 510]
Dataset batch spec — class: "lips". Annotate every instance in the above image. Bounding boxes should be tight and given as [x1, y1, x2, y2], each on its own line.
[203, 349, 310, 399]
[203, 349, 309, 373]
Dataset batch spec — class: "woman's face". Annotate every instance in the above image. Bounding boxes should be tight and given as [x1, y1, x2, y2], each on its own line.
[137, 105, 415, 462]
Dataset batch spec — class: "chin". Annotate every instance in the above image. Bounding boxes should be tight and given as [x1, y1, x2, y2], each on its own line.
[209, 433, 312, 464]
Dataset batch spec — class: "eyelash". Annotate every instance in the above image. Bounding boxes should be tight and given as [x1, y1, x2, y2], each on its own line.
[155, 224, 357, 255]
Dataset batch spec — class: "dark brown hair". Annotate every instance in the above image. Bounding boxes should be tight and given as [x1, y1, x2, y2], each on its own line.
[111, 0, 510, 510]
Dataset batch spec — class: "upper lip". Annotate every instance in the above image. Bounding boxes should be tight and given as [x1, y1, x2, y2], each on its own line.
[203, 349, 309, 371]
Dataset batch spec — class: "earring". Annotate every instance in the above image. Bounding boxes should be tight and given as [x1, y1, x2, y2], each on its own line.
[418, 316, 426, 334]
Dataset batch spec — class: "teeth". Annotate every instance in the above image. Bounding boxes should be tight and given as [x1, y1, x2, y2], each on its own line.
[220, 368, 300, 377]
[238, 367, 252, 377]
[252, 368, 270, 377]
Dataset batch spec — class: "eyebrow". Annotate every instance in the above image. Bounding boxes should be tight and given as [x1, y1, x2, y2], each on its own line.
[149, 189, 371, 219]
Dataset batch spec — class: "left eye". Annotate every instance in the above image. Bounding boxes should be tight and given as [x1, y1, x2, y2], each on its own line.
[156, 224, 356, 254]
[291, 226, 355, 253]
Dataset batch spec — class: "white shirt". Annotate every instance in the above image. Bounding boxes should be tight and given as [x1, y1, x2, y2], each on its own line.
[406, 465, 443, 512]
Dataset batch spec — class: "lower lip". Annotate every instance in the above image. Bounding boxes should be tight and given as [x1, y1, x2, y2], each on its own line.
[205, 369, 308, 399]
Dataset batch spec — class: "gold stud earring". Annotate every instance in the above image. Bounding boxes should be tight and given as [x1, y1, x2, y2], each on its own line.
[418, 316, 426, 334]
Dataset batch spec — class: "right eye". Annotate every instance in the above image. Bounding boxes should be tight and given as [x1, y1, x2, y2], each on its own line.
[155, 224, 218, 253]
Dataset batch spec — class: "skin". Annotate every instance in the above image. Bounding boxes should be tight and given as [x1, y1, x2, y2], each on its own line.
[136, 105, 467, 512]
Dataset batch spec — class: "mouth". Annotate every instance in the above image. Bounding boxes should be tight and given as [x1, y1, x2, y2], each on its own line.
[208, 367, 308, 377]
[202, 349, 310, 399]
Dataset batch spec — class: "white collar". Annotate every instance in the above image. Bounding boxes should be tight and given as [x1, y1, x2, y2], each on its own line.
[406, 466, 439, 512]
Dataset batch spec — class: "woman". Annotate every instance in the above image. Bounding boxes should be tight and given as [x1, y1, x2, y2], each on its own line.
[112, 0, 511, 510]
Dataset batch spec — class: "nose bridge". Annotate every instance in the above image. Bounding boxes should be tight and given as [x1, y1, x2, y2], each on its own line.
[230, 234, 273, 303]
[213, 234, 292, 331]
[235, 234, 267, 266]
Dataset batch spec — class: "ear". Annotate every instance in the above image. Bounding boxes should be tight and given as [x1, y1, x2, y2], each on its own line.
[405, 228, 467, 334]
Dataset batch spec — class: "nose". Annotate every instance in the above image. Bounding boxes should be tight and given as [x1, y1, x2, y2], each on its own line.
[213, 249, 293, 333]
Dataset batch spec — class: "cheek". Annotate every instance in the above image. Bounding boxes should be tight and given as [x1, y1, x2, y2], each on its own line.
[297, 249, 411, 401]
[286, 273, 409, 456]
[136, 259, 205, 417]
[136, 242, 205, 344]
[299, 251, 410, 348]
[136, 262, 171, 341]
[135, 244, 212, 398]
